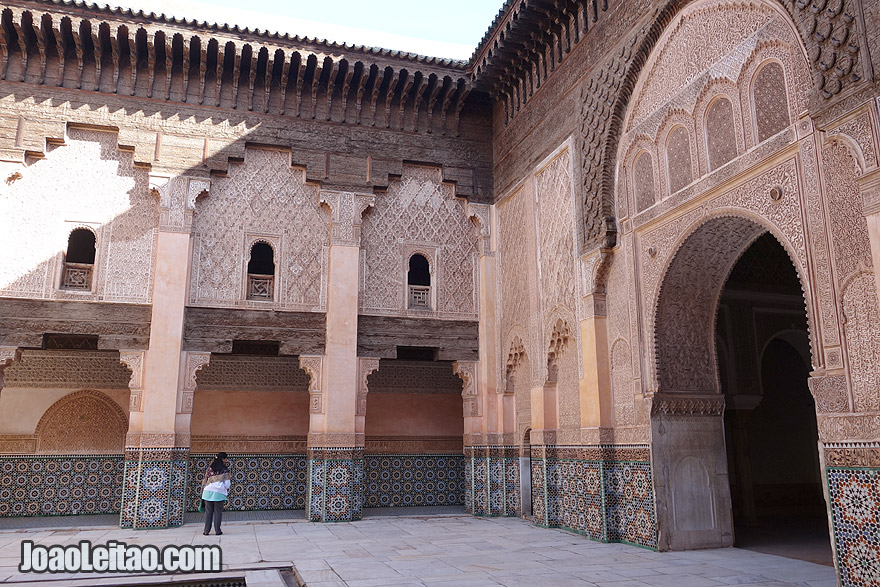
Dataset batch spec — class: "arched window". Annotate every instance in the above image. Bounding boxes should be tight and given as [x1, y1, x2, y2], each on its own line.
[753, 62, 790, 143]
[633, 151, 656, 213]
[247, 242, 275, 300]
[705, 96, 737, 171]
[666, 126, 693, 194]
[407, 254, 431, 309]
[61, 228, 96, 290]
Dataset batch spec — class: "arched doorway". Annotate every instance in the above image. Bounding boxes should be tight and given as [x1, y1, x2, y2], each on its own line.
[719, 233, 831, 564]
[650, 215, 824, 554]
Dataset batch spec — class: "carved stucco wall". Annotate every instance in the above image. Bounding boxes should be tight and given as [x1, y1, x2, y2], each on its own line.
[619, 0, 811, 213]
[0, 128, 157, 303]
[35, 390, 128, 454]
[189, 147, 330, 310]
[536, 147, 581, 381]
[580, 0, 867, 250]
[498, 180, 541, 389]
[360, 165, 478, 319]
[822, 141, 880, 414]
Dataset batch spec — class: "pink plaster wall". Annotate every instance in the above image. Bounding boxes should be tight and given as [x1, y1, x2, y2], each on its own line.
[365, 393, 463, 436]
[191, 391, 310, 436]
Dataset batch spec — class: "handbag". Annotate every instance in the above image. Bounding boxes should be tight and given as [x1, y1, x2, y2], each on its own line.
[198, 499, 205, 513]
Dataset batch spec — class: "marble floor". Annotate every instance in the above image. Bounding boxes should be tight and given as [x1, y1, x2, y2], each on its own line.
[0, 513, 839, 586]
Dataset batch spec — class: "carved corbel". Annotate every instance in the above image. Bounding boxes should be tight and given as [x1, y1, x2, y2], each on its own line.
[357, 358, 381, 417]
[0, 347, 21, 392]
[466, 202, 492, 255]
[118, 350, 146, 412]
[319, 190, 376, 247]
[299, 355, 324, 414]
[503, 339, 526, 395]
[180, 352, 211, 414]
[453, 360, 481, 417]
[580, 248, 613, 318]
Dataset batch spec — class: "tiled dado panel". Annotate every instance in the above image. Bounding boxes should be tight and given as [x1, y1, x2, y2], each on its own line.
[308, 448, 364, 522]
[365, 454, 465, 507]
[464, 447, 519, 516]
[0, 455, 124, 517]
[530, 445, 657, 549]
[120, 448, 189, 529]
[188, 454, 307, 512]
[825, 445, 880, 587]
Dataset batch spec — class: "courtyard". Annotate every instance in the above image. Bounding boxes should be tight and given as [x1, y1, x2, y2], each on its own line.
[0, 512, 838, 586]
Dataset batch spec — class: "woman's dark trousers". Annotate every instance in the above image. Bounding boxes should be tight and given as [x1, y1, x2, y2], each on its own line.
[204, 500, 224, 534]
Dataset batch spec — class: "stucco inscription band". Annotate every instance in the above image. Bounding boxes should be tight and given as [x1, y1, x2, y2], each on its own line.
[0, 0, 877, 585]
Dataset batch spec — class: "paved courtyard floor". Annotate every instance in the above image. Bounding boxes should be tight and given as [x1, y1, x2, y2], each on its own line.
[0, 513, 838, 586]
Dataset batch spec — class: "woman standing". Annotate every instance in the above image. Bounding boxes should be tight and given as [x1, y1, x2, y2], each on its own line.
[201, 452, 231, 535]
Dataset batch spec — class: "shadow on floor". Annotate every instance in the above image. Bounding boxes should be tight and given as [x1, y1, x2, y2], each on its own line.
[734, 516, 834, 566]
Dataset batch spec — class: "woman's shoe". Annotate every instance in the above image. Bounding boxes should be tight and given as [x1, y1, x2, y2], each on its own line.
[203, 532, 209, 535]
[216, 531, 223, 535]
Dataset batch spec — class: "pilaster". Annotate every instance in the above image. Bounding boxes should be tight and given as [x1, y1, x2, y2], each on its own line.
[578, 250, 614, 429]
[307, 190, 374, 522]
[120, 174, 209, 529]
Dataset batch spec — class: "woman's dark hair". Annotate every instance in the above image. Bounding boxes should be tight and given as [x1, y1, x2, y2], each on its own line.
[209, 456, 228, 473]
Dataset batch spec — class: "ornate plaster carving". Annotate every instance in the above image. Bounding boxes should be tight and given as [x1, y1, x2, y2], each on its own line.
[118, 350, 146, 412]
[180, 352, 211, 414]
[320, 190, 376, 247]
[356, 358, 381, 416]
[453, 360, 480, 417]
[189, 148, 329, 311]
[651, 393, 725, 416]
[35, 389, 128, 453]
[808, 373, 849, 413]
[360, 165, 478, 319]
[299, 355, 324, 414]
[0, 129, 157, 303]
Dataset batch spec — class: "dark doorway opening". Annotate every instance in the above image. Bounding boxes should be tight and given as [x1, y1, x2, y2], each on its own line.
[717, 233, 832, 566]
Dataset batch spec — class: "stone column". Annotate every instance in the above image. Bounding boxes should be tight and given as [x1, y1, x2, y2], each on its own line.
[306, 190, 374, 522]
[119, 174, 209, 529]
[578, 250, 614, 428]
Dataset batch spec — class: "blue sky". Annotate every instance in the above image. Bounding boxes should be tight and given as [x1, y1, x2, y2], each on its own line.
[115, 0, 505, 60]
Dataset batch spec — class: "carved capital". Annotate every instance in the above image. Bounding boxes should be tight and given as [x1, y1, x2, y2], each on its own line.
[356, 357, 381, 417]
[651, 393, 725, 416]
[0, 347, 21, 391]
[320, 190, 376, 247]
[149, 174, 211, 232]
[180, 352, 211, 414]
[299, 355, 324, 414]
[467, 202, 492, 255]
[119, 350, 146, 412]
[580, 248, 613, 295]
[453, 360, 480, 417]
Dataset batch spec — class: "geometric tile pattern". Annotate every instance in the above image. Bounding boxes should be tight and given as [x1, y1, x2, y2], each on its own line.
[308, 448, 364, 522]
[827, 467, 880, 587]
[365, 454, 465, 508]
[529, 445, 657, 549]
[604, 461, 656, 548]
[188, 453, 307, 512]
[119, 448, 189, 529]
[464, 447, 519, 517]
[0, 455, 124, 517]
